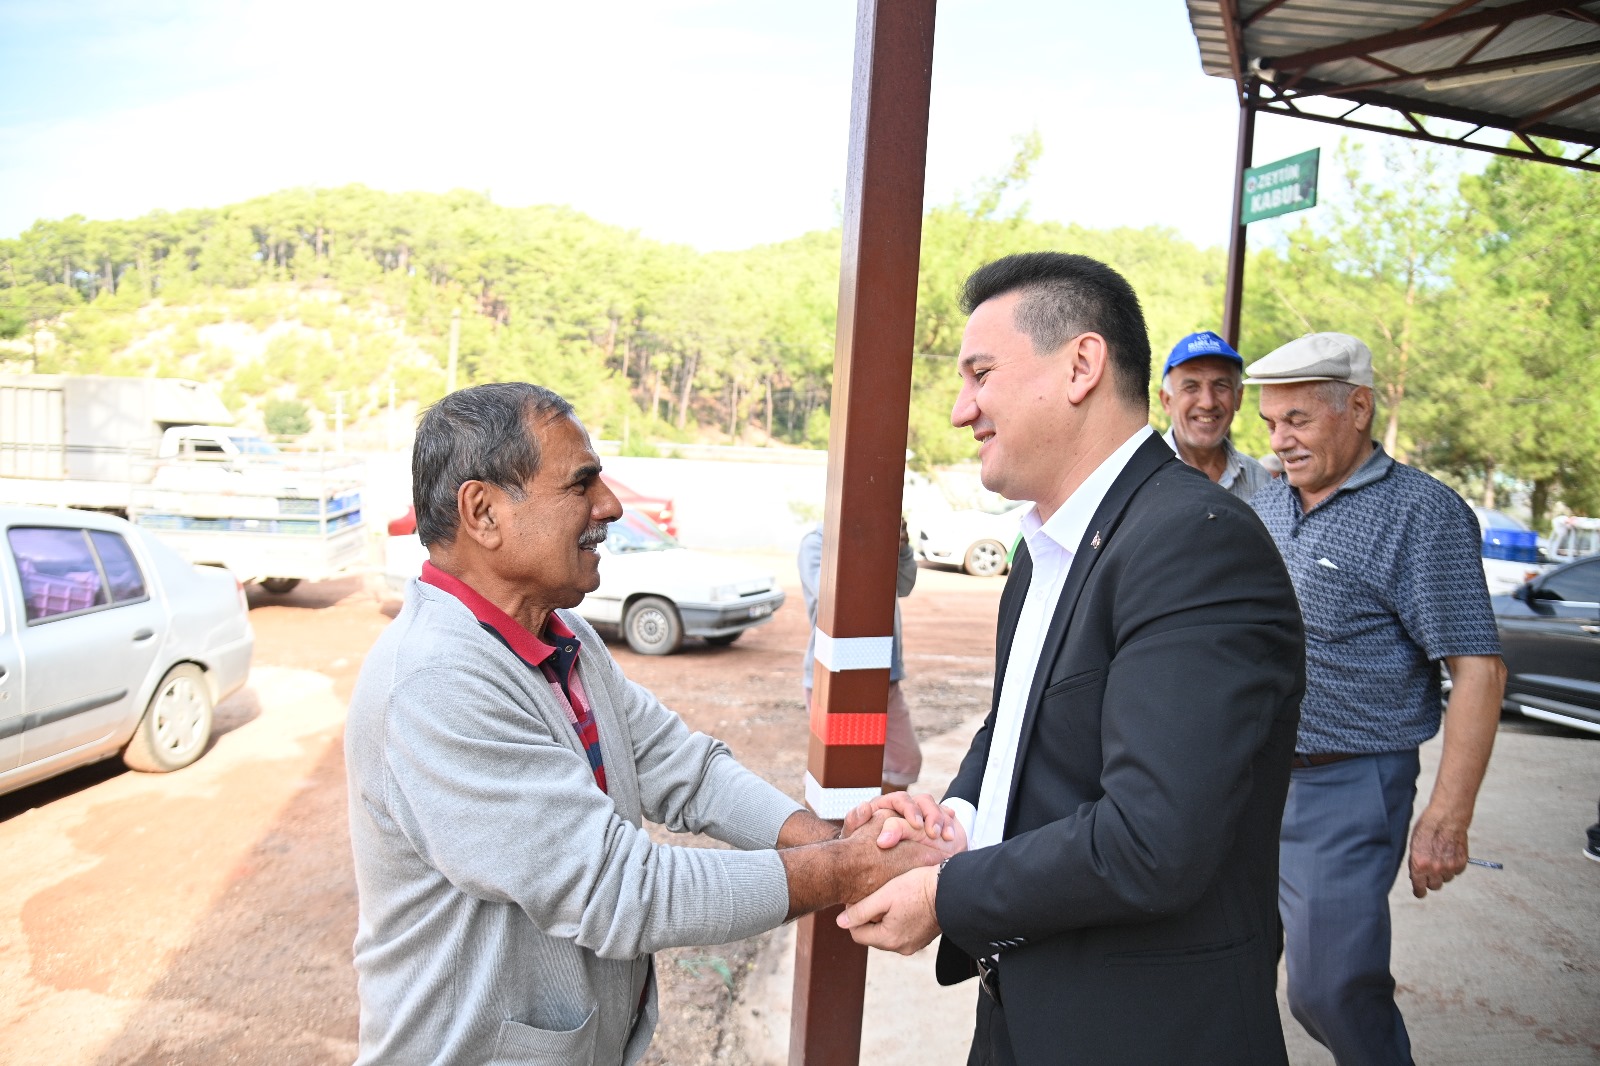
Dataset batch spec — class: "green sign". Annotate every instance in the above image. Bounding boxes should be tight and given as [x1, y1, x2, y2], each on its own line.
[1242, 148, 1320, 224]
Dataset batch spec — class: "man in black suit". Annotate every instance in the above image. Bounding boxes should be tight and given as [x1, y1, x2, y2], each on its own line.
[841, 253, 1306, 1065]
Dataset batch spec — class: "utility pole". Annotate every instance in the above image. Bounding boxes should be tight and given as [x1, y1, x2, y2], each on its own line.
[447, 308, 461, 394]
[790, 2, 936, 1063]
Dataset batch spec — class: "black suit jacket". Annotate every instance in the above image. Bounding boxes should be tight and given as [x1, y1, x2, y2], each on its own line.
[935, 435, 1305, 1066]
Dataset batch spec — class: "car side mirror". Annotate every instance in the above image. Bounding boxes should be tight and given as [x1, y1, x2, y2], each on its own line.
[1513, 582, 1534, 603]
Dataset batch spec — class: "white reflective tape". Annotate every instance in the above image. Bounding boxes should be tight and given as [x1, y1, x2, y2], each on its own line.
[813, 629, 893, 672]
[804, 772, 882, 820]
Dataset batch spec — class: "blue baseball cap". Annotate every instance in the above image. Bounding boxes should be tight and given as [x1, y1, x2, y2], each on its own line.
[1163, 331, 1243, 377]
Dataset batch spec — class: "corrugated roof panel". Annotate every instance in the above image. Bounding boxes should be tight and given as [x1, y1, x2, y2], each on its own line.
[1187, 0, 1600, 144]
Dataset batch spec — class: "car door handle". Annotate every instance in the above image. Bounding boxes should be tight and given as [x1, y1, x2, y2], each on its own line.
[132, 628, 155, 641]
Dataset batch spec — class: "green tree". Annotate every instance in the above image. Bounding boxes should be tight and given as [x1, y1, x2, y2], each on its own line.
[264, 397, 312, 436]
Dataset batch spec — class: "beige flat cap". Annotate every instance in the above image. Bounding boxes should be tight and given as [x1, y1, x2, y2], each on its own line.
[1243, 332, 1374, 387]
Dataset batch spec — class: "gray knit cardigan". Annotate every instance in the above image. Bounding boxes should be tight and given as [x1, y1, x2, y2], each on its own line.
[346, 580, 801, 1065]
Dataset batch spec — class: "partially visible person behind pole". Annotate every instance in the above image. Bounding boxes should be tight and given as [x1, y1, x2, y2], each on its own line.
[1158, 330, 1271, 502]
[1247, 332, 1507, 1066]
[798, 516, 922, 791]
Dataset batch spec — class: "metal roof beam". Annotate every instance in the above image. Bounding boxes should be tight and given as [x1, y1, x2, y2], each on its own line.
[1518, 78, 1600, 124]
[1283, 73, 1600, 147]
[1263, 0, 1588, 72]
[1295, 38, 1600, 97]
[1256, 96, 1600, 172]
[1218, 0, 1246, 95]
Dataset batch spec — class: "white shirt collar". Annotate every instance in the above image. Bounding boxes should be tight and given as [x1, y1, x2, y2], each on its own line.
[1019, 425, 1154, 560]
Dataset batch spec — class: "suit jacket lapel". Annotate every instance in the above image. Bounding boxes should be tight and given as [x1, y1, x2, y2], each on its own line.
[990, 545, 1033, 717]
[1003, 434, 1178, 830]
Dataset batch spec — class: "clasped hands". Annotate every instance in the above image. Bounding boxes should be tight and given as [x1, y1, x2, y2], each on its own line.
[839, 791, 966, 955]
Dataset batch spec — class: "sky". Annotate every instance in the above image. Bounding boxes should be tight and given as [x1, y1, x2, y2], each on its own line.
[0, 0, 1406, 251]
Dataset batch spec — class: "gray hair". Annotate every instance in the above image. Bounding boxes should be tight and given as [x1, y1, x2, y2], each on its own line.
[412, 383, 574, 547]
[1314, 380, 1358, 412]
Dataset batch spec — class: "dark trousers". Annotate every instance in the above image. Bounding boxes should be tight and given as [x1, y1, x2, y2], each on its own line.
[1280, 750, 1419, 1066]
[966, 988, 1017, 1066]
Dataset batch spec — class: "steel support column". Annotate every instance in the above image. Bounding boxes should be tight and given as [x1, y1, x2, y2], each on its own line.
[789, 1, 936, 1064]
[1222, 80, 1257, 350]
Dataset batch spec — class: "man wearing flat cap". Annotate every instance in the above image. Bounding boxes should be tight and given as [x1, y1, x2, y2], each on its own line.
[1158, 330, 1271, 501]
[1247, 332, 1506, 1065]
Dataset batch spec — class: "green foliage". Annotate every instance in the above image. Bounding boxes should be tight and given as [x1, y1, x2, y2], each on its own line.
[264, 397, 311, 436]
[1, 155, 1593, 518]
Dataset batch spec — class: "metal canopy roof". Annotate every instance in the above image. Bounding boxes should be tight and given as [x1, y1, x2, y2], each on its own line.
[1188, 1, 1600, 171]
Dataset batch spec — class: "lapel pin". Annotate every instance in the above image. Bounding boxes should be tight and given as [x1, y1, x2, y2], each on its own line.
[1090, 531, 1102, 550]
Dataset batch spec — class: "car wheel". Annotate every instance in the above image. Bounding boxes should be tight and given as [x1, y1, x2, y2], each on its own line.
[123, 664, 214, 773]
[260, 577, 300, 594]
[704, 632, 742, 647]
[624, 596, 684, 656]
[964, 539, 1008, 577]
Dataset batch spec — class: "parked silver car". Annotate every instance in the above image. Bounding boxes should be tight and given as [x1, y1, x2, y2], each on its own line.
[0, 505, 253, 797]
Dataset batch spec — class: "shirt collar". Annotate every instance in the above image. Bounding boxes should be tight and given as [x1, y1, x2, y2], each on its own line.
[1161, 426, 1245, 488]
[419, 561, 575, 666]
[1021, 426, 1154, 558]
[1294, 441, 1392, 514]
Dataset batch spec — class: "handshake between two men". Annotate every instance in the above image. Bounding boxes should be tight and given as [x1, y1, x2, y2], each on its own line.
[782, 791, 963, 954]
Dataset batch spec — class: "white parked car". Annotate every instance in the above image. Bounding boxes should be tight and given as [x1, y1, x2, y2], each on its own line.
[907, 500, 1028, 577]
[383, 507, 785, 656]
[0, 505, 254, 798]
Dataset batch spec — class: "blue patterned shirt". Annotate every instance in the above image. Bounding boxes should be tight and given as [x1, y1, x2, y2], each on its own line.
[1251, 444, 1500, 754]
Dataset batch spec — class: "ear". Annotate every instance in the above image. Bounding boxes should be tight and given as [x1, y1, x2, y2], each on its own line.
[456, 480, 504, 550]
[1351, 386, 1376, 433]
[1063, 332, 1110, 405]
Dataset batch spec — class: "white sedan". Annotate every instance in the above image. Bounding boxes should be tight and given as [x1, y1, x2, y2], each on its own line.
[383, 508, 786, 655]
[0, 505, 254, 798]
[907, 500, 1028, 577]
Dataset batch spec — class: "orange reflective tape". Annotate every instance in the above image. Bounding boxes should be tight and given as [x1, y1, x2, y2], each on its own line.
[809, 708, 888, 747]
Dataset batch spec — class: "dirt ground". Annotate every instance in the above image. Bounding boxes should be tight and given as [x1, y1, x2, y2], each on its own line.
[0, 556, 1004, 1066]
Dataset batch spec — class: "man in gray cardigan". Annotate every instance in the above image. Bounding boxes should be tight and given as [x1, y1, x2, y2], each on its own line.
[346, 382, 958, 1066]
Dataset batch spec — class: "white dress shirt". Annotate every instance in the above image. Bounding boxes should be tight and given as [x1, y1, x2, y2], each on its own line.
[946, 426, 1153, 849]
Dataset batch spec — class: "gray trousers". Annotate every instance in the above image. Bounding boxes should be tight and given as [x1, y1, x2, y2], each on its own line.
[1280, 750, 1420, 1066]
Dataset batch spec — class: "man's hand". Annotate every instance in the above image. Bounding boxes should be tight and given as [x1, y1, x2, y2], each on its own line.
[1409, 653, 1504, 898]
[781, 810, 951, 919]
[842, 791, 959, 846]
[1408, 807, 1468, 898]
[837, 865, 941, 955]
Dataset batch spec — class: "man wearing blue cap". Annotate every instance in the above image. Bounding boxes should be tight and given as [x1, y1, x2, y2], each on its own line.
[1158, 330, 1271, 502]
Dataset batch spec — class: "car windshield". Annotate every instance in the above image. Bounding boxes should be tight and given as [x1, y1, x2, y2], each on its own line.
[228, 434, 281, 456]
[606, 510, 676, 553]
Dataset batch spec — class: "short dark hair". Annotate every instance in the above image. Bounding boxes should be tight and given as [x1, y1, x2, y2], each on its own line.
[412, 383, 574, 547]
[960, 252, 1151, 408]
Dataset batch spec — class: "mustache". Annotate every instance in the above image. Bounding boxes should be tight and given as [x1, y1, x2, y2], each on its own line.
[578, 524, 609, 549]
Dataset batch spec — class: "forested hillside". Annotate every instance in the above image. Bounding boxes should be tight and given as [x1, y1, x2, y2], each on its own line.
[2, 141, 1596, 521]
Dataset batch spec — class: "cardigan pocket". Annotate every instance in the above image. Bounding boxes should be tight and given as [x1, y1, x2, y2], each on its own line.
[489, 1007, 598, 1065]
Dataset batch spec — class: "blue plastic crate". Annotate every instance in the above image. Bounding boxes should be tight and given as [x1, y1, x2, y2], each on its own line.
[1482, 528, 1538, 563]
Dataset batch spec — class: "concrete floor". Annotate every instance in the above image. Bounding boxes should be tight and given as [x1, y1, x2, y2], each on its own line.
[739, 713, 1600, 1065]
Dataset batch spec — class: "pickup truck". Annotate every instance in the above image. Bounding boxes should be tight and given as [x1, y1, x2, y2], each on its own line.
[1, 374, 366, 593]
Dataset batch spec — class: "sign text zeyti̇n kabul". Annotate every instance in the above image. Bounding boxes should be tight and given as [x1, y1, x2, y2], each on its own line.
[1242, 148, 1319, 224]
